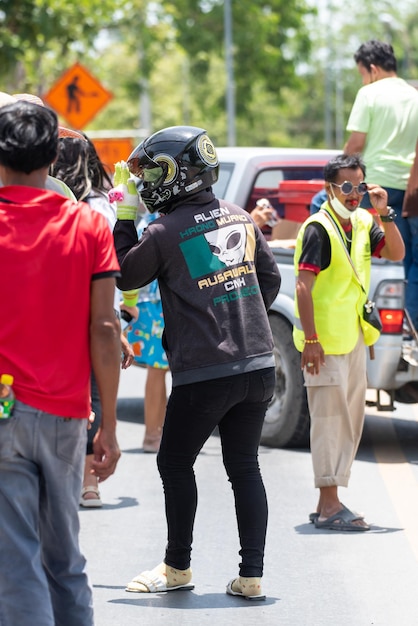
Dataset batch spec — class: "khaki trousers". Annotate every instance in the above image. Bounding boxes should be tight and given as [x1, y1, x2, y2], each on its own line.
[304, 333, 367, 488]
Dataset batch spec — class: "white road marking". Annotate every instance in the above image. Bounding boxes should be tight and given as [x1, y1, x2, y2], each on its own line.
[370, 414, 418, 560]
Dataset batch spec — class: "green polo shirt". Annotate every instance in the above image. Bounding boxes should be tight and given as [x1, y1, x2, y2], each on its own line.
[347, 77, 418, 190]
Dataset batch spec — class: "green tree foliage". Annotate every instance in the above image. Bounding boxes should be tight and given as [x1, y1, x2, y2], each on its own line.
[285, 0, 418, 149]
[0, 0, 315, 143]
[165, 0, 313, 113]
[80, 0, 316, 143]
[0, 0, 120, 90]
[2, 0, 418, 147]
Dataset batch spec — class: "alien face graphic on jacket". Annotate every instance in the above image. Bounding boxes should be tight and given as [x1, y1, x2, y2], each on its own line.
[204, 224, 247, 267]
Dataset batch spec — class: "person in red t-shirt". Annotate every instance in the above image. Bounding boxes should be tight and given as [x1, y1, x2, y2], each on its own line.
[0, 100, 121, 626]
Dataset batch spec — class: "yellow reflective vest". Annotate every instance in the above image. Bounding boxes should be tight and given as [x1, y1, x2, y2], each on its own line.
[293, 205, 378, 353]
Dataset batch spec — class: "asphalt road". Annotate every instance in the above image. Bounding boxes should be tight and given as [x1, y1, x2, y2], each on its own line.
[79, 366, 418, 626]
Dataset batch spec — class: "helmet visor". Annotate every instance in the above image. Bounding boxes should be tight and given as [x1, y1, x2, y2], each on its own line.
[127, 146, 166, 189]
[130, 162, 164, 185]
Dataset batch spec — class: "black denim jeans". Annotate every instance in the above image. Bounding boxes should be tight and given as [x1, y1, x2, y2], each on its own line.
[157, 367, 275, 577]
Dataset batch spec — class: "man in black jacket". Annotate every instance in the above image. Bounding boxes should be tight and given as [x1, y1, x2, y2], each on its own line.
[113, 126, 281, 601]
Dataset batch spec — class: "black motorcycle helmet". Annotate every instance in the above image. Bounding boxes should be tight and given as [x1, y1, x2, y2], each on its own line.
[127, 125, 219, 213]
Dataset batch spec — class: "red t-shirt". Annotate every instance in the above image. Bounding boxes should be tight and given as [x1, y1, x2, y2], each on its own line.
[0, 186, 120, 418]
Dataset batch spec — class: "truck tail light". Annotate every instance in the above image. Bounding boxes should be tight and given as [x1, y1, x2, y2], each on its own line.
[374, 280, 405, 335]
[379, 309, 404, 334]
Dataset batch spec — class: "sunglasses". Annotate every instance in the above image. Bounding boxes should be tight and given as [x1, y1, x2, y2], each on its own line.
[330, 181, 368, 195]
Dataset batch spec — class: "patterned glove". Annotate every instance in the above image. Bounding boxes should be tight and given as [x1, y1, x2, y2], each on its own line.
[109, 161, 140, 221]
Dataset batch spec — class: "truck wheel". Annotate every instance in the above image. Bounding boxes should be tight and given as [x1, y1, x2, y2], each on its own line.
[261, 314, 310, 448]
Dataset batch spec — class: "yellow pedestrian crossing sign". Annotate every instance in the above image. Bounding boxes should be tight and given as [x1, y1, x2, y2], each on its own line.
[43, 62, 113, 129]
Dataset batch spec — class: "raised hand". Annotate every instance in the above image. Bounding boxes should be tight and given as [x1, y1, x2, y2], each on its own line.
[109, 161, 141, 220]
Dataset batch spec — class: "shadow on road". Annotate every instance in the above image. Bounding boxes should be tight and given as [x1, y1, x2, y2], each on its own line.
[294, 521, 404, 535]
[359, 412, 418, 465]
[105, 590, 278, 609]
[79, 496, 139, 511]
[117, 397, 144, 424]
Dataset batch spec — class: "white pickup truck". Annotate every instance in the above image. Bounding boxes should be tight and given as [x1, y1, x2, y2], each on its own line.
[213, 147, 418, 447]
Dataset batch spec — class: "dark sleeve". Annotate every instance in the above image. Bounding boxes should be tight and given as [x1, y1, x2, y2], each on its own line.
[369, 220, 385, 256]
[91, 270, 121, 281]
[113, 220, 139, 265]
[298, 223, 331, 272]
[113, 220, 160, 291]
[255, 228, 281, 310]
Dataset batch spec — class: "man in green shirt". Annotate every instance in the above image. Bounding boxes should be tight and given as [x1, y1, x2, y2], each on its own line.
[345, 39, 418, 331]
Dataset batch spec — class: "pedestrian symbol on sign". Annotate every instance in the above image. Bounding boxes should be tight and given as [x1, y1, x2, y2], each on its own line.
[43, 62, 113, 130]
[66, 75, 84, 114]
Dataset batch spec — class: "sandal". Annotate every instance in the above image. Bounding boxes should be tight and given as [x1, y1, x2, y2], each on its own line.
[314, 506, 370, 531]
[226, 577, 265, 601]
[80, 485, 102, 508]
[309, 504, 364, 524]
[126, 565, 194, 593]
